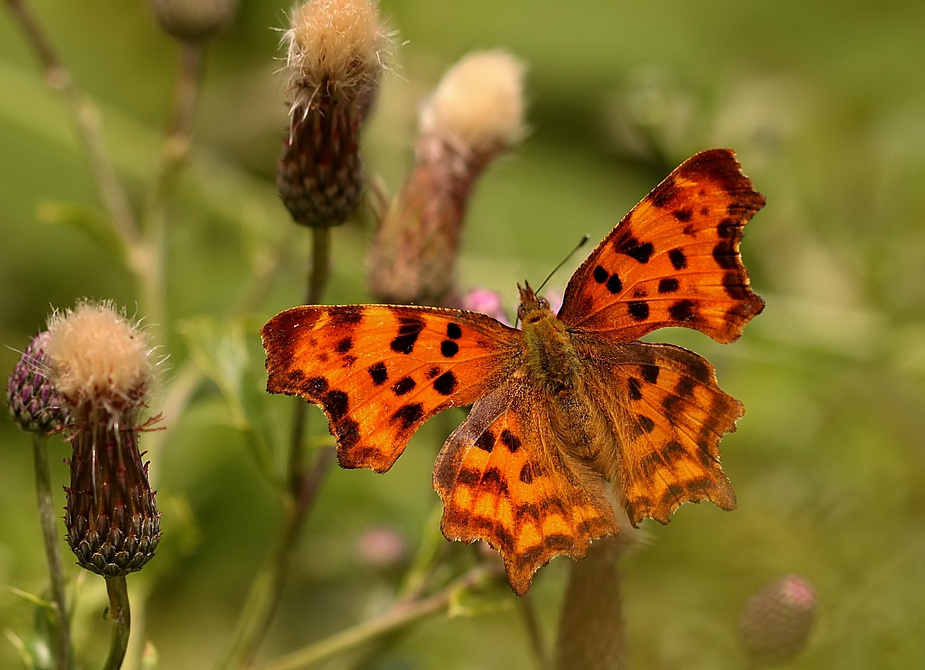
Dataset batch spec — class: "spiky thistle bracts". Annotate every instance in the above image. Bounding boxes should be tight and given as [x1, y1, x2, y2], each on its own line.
[7, 331, 70, 435]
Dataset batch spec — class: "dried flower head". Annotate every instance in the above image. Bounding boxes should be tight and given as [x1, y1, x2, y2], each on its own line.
[367, 50, 527, 304]
[277, 0, 393, 228]
[420, 51, 527, 159]
[45, 301, 155, 413]
[740, 574, 817, 666]
[7, 331, 69, 435]
[283, 0, 390, 110]
[45, 301, 161, 577]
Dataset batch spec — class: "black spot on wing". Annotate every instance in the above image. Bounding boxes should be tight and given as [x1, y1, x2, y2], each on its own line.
[322, 389, 349, 422]
[475, 430, 496, 453]
[658, 278, 680, 294]
[628, 301, 650, 321]
[499, 429, 521, 452]
[329, 307, 363, 327]
[368, 362, 388, 386]
[618, 236, 655, 264]
[391, 376, 416, 396]
[433, 371, 457, 395]
[335, 337, 353, 354]
[305, 376, 329, 395]
[668, 299, 697, 322]
[712, 240, 739, 269]
[628, 377, 643, 401]
[446, 322, 463, 339]
[390, 317, 425, 354]
[640, 365, 660, 384]
[441, 340, 459, 358]
[392, 403, 424, 429]
[672, 207, 693, 222]
[637, 415, 656, 433]
[668, 248, 687, 270]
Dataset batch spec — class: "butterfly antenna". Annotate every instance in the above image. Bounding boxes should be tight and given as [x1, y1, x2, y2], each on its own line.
[536, 234, 590, 294]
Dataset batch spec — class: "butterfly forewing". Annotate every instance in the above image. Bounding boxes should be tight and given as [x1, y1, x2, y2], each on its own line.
[558, 149, 765, 344]
[261, 304, 518, 472]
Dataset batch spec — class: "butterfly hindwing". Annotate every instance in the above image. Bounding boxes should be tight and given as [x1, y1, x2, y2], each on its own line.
[261, 304, 518, 472]
[434, 384, 619, 596]
[558, 148, 765, 344]
[583, 340, 741, 525]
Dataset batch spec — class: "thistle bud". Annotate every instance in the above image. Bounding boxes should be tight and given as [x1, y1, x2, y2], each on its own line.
[150, 0, 238, 42]
[367, 50, 527, 304]
[739, 575, 817, 666]
[7, 331, 69, 435]
[277, 0, 392, 228]
[45, 302, 162, 577]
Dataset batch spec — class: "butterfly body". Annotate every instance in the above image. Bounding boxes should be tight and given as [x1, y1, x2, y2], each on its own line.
[262, 148, 765, 595]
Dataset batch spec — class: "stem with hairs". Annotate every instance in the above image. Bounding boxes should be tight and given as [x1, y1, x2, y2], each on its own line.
[32, 434, 73, 670]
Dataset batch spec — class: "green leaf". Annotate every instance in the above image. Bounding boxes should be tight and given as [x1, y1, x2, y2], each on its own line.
[179, 316, 277, 484]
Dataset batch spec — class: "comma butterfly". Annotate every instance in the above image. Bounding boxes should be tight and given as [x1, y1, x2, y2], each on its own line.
[261, 148, 765, 595]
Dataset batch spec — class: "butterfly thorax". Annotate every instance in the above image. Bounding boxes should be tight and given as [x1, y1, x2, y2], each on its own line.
[518, 284, 582, 394]
[518, 283, 622, 480]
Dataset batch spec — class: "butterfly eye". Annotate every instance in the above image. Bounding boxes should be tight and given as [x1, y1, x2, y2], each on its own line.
[516, 305, 527, 320]
[538, 297, 550, 310]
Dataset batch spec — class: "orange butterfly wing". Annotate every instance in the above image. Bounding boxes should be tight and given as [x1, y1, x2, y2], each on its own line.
[261, 305, 518, 472]
[558, 148, 765, 343]
[435, 384, 619, 596]
[580, 340, 742, 525]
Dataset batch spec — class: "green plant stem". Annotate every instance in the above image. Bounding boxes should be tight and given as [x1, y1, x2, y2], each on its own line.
[104, 576, 131, 670]
[4, 0, 141, 254]
[554, 536, 626, 670]
[141, 39, 206, 338]
[219, 225, 337, 668]
[31, 434, 73, 670]
[255, 565, 496, 670]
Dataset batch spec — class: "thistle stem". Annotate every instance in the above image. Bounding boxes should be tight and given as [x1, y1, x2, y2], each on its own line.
[555, 536, 626, 670]
[104, 576, 131, 670]
[141, 40, 205, 338]
[219, 226, 336, 669]
[255, 565, 497, 670]
[32, 434, 73, 670]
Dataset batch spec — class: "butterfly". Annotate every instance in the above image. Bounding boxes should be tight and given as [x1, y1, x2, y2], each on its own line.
[261, 148, 765, 596]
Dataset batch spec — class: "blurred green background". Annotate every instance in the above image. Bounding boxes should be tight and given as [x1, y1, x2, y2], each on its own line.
[2, 1, 925, 668]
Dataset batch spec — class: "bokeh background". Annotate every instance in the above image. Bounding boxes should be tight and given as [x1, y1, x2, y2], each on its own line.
[2, 1, 924, 668]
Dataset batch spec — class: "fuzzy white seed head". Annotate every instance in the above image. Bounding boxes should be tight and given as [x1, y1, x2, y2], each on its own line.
[284, 0, 391, 105]
[45, 301, 154, 410]
[421, 51, 527, 156]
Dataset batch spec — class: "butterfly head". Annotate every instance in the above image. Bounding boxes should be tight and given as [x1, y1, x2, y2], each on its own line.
[516, 281, 553, 326]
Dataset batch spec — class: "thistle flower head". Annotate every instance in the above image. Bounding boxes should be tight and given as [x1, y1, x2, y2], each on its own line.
[283, 0, 391, 110]
[45, 301, 162, 577]
[6, 331, 69, 435]
[366, 50, 527, 304]
[45, 301, 155, 416]
[277, 0, 393, 228]
[740, 574, 817, 666]
[420, 51, 527, 159]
